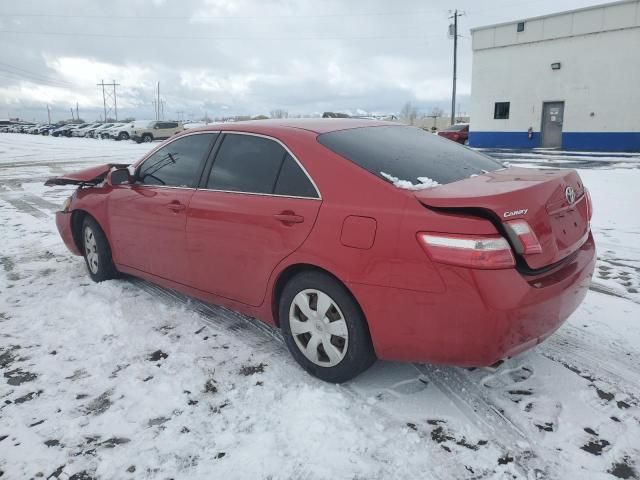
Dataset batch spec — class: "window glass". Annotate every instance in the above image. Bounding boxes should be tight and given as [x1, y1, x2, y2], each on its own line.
[274, 154, 318, 198]
[317, 125, 502, 186]
[208, 134, 287, 194]
[137, 133, 216, 187]
[494, 102, 510, 119]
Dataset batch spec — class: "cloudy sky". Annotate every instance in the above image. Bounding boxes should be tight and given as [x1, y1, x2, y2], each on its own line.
[0, 0, 608, 122]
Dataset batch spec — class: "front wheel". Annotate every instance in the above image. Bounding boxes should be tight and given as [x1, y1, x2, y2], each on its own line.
[280, 271, 376, 383]
[81, 216, 118, 282]
[118, 132, 129, 141]
[142, 134, 153, 143]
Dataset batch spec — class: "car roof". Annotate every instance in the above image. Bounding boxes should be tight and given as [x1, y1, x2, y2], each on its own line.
[188, 118, 399, 135]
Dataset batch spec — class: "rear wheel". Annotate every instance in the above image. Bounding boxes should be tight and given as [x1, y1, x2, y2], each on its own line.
[280, 271, 376, 383]
[81, 216, 118, 282]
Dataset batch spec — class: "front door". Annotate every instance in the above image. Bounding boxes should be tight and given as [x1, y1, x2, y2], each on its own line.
[541, 101, 564, 148]
[186, 133, 321, 306]
[108, 132, 217, 283]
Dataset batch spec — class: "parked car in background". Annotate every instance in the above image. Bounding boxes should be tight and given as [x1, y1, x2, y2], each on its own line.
[40, 125, 59, 135]
[52, 124, 80, 137]
[103, 123, 127, 140]
[131, 120, 183, 143]
[90, 123, 114, 138]
[46, 119, 595, 383]
[437, 123, 469, 145]
[72, 123, 101, 137]
[110, 121, 146, 141]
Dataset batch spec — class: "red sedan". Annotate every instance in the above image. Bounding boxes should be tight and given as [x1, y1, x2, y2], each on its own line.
[47, 119, 595, 382]
[437, 123, 469, 145]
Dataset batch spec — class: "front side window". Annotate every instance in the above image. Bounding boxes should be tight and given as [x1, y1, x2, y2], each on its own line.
[494, 102, 510, 119]
[137, 133, 217, 187]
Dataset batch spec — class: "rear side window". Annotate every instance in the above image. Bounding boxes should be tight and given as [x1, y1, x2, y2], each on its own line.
[274, 154, 318, 198]
[137, 133, 216, 187]
[317, 125, 501, 185]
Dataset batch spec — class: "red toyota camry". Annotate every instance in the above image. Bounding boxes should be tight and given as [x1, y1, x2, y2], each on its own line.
[47, 119, 595, 382]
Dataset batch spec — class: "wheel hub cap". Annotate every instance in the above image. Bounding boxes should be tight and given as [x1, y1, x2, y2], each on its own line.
[289, 289, 349, 367]
[83, 226, 99, 274]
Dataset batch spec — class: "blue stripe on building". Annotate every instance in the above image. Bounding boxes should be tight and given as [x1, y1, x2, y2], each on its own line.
[469, 131, 640, 152]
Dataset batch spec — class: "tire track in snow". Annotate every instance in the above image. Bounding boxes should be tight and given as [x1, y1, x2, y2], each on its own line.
[130, 279, 476, 480]
[413, 363, 550, 479]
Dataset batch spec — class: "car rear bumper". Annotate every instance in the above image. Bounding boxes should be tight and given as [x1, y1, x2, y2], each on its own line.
[349, 232, 596, 366]
[55, 211, 82, 256]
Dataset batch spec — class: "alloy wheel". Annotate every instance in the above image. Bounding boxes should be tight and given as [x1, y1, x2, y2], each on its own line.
[289, 289, 349, 367]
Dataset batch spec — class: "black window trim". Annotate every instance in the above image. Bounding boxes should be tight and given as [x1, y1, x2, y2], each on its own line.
[133, 131, 221, 191]
[199, 131, 322, 200]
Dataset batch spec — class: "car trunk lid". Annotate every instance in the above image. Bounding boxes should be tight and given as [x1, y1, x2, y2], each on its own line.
[414, 167, 590, 270]
[44, 163, 129, 186]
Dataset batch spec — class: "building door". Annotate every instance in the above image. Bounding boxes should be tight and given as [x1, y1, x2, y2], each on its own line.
[541, 102, 564, 148]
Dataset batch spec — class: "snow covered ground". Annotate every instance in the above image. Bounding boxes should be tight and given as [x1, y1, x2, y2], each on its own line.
[0, 133, 639, 480]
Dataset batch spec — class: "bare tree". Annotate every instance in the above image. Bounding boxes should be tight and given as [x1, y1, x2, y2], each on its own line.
[400, 102, 418, 125]
[270, 109, 289, 119]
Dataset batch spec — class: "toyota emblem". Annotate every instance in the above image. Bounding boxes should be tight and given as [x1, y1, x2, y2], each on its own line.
[565, 186, 576, 204]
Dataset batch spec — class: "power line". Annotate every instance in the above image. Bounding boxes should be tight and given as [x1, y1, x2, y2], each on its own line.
[0, 29, 442, 41]
[0, 61, 75, 88]
[0, 8, 448, 20]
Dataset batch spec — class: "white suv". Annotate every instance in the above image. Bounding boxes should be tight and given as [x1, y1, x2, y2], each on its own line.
[131, 120, 184, 143]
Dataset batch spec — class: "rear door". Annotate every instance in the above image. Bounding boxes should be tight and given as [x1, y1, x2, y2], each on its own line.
[186, 132, 321, 306]
[108, 132, 217, 284]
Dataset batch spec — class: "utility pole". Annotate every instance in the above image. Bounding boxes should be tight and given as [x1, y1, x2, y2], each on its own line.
[76, 102, 79, 121]
[46, 104, 51, 124]
[449, 10, 464, 125]
[156, 82, 160, 121]
[96, 80, 120, 121]
[113, 80, 118, 121]
[70, 107, 74, 121]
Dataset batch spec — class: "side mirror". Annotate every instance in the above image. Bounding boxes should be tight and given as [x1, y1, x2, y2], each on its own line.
[154, 125, 159, 129]
[109, 168, 133, 186]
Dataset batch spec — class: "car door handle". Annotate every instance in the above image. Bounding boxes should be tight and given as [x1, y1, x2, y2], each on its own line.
[274, 212, 304, 224]
[167, 201, 186, 212]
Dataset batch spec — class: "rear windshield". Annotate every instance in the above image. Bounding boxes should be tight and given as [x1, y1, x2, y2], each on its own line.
[317, 125, 501, 186]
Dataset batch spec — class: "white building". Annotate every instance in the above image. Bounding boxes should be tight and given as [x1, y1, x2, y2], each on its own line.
[469, 0, 640, 151]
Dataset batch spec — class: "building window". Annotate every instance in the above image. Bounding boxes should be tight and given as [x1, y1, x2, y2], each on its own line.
[517, 22, 525, 32]
[494, 102, 510, 120]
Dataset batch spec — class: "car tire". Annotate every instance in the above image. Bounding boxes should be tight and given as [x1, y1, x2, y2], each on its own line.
[142, 133, 153, 143]
[464, 139, 469, 146]
[279, 270, 376, 383]
[118, 132, 129, 141]
[81, 216, 118, 283]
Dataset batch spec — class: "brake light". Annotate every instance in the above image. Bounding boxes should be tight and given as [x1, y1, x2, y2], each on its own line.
[504, 219, 542, 255]
[585, 188, 593, 221]
[417, 233, 515, 269]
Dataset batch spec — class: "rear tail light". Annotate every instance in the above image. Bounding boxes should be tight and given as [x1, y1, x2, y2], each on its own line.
[504, 219, 542, 255]
[417, 233, 515, 269]
[585, 188, 593, 221]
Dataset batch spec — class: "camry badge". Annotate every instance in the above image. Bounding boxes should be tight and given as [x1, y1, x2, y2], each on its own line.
[565, 186, 576, 204]
[503, 209, 528, 218]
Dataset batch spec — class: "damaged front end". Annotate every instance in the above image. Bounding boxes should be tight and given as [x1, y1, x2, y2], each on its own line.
[44, 163, 129, 187]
